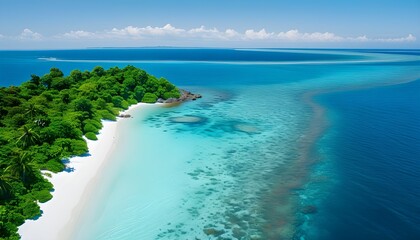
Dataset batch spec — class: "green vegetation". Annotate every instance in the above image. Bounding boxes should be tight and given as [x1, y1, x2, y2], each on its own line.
[0, 65, 180, 239]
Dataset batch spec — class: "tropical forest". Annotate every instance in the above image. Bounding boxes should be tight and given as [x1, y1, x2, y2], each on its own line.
[0, 65, 180, 239]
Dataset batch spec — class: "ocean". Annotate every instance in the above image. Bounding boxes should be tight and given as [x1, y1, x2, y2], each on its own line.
[1, 48, 419, 239]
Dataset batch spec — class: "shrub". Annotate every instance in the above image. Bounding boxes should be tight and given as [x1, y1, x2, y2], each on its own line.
[112, 96, 124, 108]
[20, 199, 40, 219]
[69, 139, 88, 155]
[31, 180, 53, 192]
[83, 123, 99, 134]
[127, 98, 137, 105]
[33, 190, 53, 203]
[163, 90, 181, 99]
[98, 110, 116, 121]
[133, 86, 145, 101]
[141, 93, 158, 103]
[0, 221, 19, 239]
[121, 100, 129, 109]
[85, 132, 98, 140]
[42, 159, 65, 173]
[4, 211, 25, 227]
[84, 119, 102, 129]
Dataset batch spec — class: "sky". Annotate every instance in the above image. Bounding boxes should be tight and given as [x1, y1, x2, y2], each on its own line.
[0, 0, 419, 49]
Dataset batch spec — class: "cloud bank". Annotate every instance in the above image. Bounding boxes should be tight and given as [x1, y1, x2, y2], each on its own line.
[19, 29, 43, 40]
[55, 24, 416, 43]
[1, 25, 416, 45]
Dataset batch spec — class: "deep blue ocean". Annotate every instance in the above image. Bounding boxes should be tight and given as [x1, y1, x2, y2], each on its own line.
[312, 80, 420, 239]
[1, 48, 420, 239]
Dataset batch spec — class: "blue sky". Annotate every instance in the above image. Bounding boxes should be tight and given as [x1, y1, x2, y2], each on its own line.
[0, 0, 419, 49]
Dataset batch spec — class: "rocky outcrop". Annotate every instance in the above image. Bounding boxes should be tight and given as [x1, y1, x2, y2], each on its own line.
[161, 89, 202, 104]
[118, 113, 131, 118]
[177, 89, 202, 101]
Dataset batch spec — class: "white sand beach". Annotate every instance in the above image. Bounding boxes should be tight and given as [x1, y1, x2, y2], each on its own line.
[18, 103, 150, 240]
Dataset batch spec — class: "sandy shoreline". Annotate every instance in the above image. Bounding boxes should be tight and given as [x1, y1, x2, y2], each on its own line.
[18, 103, 152, 240]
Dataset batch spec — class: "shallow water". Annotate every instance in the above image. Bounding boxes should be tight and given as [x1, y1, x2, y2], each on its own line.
[1, 49, 420, 239]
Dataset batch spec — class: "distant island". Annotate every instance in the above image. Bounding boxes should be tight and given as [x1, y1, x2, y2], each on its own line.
[0, 66, 194, 239]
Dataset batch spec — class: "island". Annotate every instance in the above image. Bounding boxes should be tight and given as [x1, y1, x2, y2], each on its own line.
[0, 65, 193, 239]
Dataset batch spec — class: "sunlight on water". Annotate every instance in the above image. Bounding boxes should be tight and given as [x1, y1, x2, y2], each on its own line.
[68, 50, 420, 240]
[2, 49, 418, 239]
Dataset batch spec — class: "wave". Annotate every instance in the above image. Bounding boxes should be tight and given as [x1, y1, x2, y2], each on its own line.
[36, 55, 420, 65]
[38, 57, 58, 61]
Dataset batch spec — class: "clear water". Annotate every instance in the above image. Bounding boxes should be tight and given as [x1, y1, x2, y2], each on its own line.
[1, 49, 420, 239]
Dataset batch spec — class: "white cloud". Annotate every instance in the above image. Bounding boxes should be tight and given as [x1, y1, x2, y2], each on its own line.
[5, 25, 416, 45]
[187, 26, 239, 40]
[277, 29, 343, 42]
[244, 28, 274, 40]
[225, 29, 240, 39]
[108, 24, 185, 38]
[376, 34, 416, 42]
[19, 28, 42, 40]
[352, 35, 369, 42]
[61, 30, 96, 39]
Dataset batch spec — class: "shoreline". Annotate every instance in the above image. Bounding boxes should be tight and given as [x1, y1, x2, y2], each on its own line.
[18, 102, 155, 240]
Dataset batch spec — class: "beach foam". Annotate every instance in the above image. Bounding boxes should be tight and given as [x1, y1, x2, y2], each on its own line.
[18, 103, 149, 240]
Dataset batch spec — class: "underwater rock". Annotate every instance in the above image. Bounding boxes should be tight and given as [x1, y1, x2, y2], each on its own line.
[301, 205, 317, 214]
[250, 234, 263, 240]
[232, 227, 246, 239]
[233, 123, 259, 133]
[169, 115, 207, 124]
[203, 228, 225, 236]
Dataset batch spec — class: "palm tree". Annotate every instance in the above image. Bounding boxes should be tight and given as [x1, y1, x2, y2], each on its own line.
[0, 173, 13, 200]
[24, 103, 40, 120]
[5, 152, 36, 186]
[16, 125, 39, 149]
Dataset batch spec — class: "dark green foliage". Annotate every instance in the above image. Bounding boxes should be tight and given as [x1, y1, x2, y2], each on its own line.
[30, 74, 41, 85]
[121, 100, 129, 109]
[32, 190, 52, 203]
[127, 98, 138, 105]
[70, 69, 83, 82]
[6, 152, 36, 186]
[51, 76, 73, 91]
[74, 97, 94, 116]
[92, 66, 105, 77]
[0, 65, 180, 238]
[142, 93, 158, 103]
[68, 139, 88, 155]
[133, 85, 146, 101]
[112, 96, 124, 108]
[42, 159, 65, 173]
[98, 110, 116, 121]
[85, 132, 98, 140]
[163, 89, 181, 99]
[49, 68, 64, 78]
[83, 123, 99, 134]
[0, 174, 13, 200]
[16, 126, 39, 149]
[84, 119, 102, 130]
[20, 198, 40, 219]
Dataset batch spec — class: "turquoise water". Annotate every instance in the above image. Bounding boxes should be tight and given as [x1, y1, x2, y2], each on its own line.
[1, 49, 420, 239]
